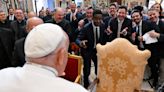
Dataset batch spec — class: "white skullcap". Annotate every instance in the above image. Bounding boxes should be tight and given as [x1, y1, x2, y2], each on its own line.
[25, 23, 65, 58]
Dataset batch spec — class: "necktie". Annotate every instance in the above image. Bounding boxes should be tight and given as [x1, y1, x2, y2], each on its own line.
[96, 27, 99, 43]
[94, 27, 99, 48]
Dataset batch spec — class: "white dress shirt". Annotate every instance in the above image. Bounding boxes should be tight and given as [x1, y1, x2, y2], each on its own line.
[117, 19, 124, 38]
[9, 14, 15, 21]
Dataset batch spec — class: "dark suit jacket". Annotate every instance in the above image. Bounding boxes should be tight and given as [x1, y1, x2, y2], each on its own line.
[0, 28, 14, 69]
[7, 15, 16, 21]
[65, 12, 83, 31]
[132, 20, 159, 50]
[0, 20, 11, 28]
[76, 23, 107, 56]
[103, 16, 112, 29]
[109, 17, 132, 41]
[10, 20, 27, 41]
[12, 37, 26, 67]
[157, 20, 164, 58]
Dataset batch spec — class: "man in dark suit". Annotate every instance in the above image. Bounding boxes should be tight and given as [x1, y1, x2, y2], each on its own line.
[131, 10, 155, 49]
[12, 17, 43, 67]
[0, 10, 11, 28]
[147, 9, 164, 88]
[108, 6, 132, 42]
[69, 7, 94, 55]
[65, 3, 83, 31]
[0, 27, 14, 69]
[76, 9, 108, 88]
[0, 11, 14, 69]
[131, 9, 160, 87]
[10, 9, 27, 41]
[83, 7, 93, 25]
[103, 3, 117, 29]
[46, 7, 73, 53]
[7, 8, 16, 21]
[46, 7, 72, 40]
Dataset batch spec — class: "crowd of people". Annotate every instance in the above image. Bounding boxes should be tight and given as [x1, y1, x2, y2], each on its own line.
[0, 1, 164, 91]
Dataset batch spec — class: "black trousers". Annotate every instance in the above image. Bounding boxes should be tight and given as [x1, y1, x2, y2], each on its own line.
[82, 49, 97, 88]
[146, 43, 160, 87]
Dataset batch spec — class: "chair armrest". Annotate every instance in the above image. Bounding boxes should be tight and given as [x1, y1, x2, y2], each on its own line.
[74, 75, 81, 83]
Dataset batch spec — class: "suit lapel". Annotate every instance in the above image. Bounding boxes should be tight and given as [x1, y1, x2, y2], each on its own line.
[142, 21, 147, 34]
[115, 19, 118, 32]
[121, 18, 128, 31]
[99, 25, 104, 42]
[121, 19, 125, 31]
[158, 20, 164, 33]
[90, 24, 95, 43]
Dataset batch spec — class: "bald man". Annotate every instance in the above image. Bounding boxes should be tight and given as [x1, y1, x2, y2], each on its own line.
[10, 9, 27, 40]
[27, 11, 36, 18]
[45, 7, 72, 37]
[0, 10, 11, 28]
[0, 24, 88, 92]
[12, 17, 43, 67]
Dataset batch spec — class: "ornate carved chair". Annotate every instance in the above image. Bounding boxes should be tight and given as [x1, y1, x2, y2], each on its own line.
[93, 38, 151, 92]
[63, 54, 82, 83]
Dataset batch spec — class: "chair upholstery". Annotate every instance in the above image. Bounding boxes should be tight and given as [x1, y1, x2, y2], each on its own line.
[96, 38, 151, 92]
[63, 54, 82, 83]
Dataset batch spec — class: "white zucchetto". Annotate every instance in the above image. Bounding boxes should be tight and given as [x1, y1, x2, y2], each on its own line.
[25, 23, 65, 58]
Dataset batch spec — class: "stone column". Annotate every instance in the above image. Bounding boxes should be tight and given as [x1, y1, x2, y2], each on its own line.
[0, 0, 8, 14]
[27, 0, 34, 12]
